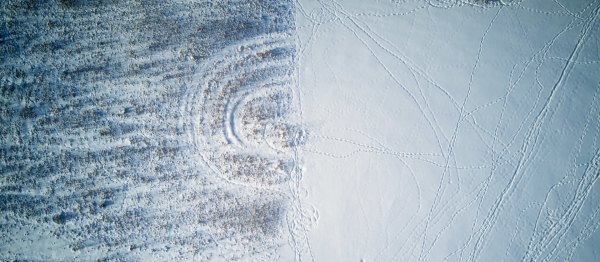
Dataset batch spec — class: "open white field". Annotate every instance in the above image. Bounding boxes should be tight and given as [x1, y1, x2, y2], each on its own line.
[296, 0, 600, 261]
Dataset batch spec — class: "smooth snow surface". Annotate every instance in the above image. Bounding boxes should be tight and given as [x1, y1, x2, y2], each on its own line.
[295, 0, 600, 261]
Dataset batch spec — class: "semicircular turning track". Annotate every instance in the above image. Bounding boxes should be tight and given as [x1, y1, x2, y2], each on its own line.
[182, 33, 306, 188]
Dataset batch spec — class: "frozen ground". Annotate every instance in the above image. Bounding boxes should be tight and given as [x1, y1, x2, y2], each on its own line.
[295, 0, 600, 261]
[1, 0, 311, 260]
[1, 0, 600, 261]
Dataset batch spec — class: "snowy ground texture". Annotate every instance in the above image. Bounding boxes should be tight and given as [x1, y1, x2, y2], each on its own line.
[296, 0, 600, 261]
[1, 0, 312, 260]
[1, 0, 600, 261]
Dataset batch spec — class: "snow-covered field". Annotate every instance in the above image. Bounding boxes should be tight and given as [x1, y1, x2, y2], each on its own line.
[296, 0, 600, 261]
[1, 0, 599, 261]
[1, 0, 309, 260]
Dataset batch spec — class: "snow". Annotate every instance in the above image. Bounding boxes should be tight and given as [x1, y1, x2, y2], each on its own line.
[1, 0, 303, 260]
[1, 0, 600, 261]
[295, 0, 600, 261]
